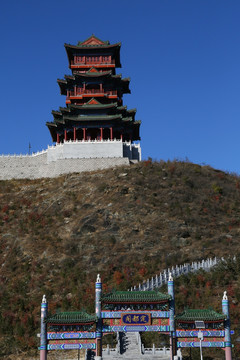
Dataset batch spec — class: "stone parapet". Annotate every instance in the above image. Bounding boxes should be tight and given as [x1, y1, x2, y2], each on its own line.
[47, 140, 141, 162]
[0, 140, 140, 180]
[0, 155, 130, 180]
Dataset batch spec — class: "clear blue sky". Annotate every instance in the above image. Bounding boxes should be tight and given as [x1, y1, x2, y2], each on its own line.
[1, 0, 240, 173]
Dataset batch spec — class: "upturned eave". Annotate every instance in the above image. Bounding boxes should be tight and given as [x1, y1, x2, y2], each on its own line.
[63, 114, 122, 122]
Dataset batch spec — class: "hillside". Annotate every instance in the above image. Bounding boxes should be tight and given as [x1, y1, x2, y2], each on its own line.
[0, 159, 240, 358]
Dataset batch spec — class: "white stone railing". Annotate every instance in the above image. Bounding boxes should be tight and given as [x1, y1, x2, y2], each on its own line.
[130, 257, 220, 291]
[136, 332, 142, 354]
[142, 344, 170, 356]
[102, 345, 119, 355]
[59, 138, 123, 145]
[32, 149, 48, 156]
[0, 149, 47, 158]
[174, 349, 183, 360]
[102, 331, 120, 356]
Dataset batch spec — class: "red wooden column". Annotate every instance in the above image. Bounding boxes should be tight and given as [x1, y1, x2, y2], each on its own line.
[110, 127, 113, 140]
[83, 128, 86, 141]
[56, 134, 60, 144]
[73, 127, 76, 141]
[100, 128, 103, 141]
[64, 130, 67, 141]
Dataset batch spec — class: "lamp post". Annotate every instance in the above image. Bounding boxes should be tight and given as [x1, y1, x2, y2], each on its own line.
[195, 321, 205, 360]
[197, 330, 203, 360]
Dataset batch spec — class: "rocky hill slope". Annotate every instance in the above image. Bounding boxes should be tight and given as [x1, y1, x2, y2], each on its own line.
[0, 160, 240, 358]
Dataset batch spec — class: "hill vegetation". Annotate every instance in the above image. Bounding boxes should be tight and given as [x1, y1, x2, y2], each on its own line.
[0, 159, 240, 359]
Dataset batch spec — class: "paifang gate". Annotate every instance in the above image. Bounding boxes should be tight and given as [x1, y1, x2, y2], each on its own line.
[39, 274, 232, 360]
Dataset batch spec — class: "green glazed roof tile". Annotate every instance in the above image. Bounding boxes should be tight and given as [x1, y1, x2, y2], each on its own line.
[101, 291, 171, 303]
[176, 309, 226, 322]
[46, 311, 97, 324]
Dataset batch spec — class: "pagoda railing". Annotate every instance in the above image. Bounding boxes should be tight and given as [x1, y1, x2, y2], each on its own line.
[67, 89, 117, 97]
[71, 59, 115, 66]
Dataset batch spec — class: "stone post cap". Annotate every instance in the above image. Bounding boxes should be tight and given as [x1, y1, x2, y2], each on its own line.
[42, 294, 47, 303]
[96, 274, 101, 283]
[168, 272, 173, 281]
[223, 291, 228, 300]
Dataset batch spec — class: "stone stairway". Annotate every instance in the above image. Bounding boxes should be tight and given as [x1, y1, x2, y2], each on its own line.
[123, 332, 139, 357]
[102, 332, 170, 360]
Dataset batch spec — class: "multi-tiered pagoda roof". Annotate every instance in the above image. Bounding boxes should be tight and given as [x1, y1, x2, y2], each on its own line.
[46, 35, 141, 144]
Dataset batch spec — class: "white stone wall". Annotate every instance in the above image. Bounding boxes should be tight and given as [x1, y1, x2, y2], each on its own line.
[0, 154, 130, 180]
[47, 139, 124, 162]
[0, 140, 141, 180]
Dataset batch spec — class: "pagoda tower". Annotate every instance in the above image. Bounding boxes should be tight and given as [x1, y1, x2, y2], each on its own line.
[46, 35, 141, 150]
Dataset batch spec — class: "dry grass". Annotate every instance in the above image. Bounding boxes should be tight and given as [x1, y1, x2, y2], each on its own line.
[0, 160, 240, 357]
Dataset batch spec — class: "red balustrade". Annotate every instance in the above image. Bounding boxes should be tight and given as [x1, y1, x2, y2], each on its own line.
[67, 89, 117, 98]
[71, 59, 115, 66]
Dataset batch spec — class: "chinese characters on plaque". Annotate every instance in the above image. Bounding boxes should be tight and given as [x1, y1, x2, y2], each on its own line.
[121, 313, 151, 326]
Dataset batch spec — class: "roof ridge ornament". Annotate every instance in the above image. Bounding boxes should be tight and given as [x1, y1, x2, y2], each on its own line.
[96, 274, 101, 283]
[223, 291, 228, 300]
[79, 35, 109, 46]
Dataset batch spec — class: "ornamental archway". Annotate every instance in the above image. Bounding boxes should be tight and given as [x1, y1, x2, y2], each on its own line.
[39, 275, 232, 360]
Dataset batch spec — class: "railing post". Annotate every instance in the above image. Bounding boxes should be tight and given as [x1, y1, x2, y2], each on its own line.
[40, 295, 48, 360]
[151, 277, 154, 290]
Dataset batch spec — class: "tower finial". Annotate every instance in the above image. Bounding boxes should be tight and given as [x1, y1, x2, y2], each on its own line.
[223, 291, 228, 300]
[96, 274, 101, 283]
[168, 272, 173, 281]
[42, 294, 47, 303]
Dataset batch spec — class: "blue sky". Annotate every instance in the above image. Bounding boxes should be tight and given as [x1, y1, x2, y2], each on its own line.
[0, 0, 240, 173]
